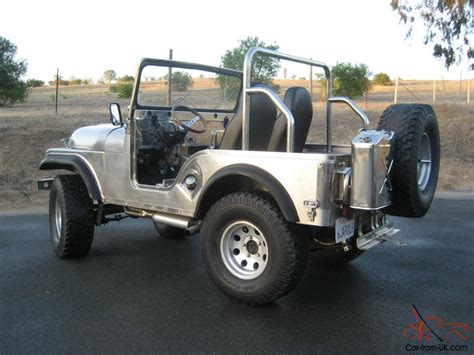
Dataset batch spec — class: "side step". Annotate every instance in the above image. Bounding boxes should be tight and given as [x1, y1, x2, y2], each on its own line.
[356, 222, 403, 250]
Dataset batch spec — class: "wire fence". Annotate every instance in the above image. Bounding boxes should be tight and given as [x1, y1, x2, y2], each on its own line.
[275, 78, 472, 107]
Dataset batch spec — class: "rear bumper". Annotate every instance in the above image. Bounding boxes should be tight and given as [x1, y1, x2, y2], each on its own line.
[357, 222, 400, 250]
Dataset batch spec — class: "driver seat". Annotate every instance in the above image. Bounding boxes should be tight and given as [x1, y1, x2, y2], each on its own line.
[219, 84, 277, 151]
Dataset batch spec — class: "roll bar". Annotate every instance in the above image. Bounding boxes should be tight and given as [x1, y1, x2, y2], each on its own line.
[328, 97, 369, 129]
[242, 47, 370, 153]
[243, 47, 332, 152]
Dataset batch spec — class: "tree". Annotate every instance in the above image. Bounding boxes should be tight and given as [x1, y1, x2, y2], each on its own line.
[117, 83, 133, 99]
[165, 71, 193, 91]
[0, 37, 28, 106]
[219, 36, 280, 85]
[317, 63, 372, 99]
[118, 75, 134, 82]
[69, 77, 83, 85]
[373, 72, 392, 85]
[332, 63, 372, 99]
[48, 75, 69, 86]
[27, 79, 45, 88]
[103, 69, 117, 84]
[391, 0, 473, 69]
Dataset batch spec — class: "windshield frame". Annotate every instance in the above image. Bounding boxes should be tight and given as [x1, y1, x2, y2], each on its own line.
[131, 58, 243, 118]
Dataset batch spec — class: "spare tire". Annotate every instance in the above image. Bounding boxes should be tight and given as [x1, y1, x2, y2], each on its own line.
[377, 104, 440, 217]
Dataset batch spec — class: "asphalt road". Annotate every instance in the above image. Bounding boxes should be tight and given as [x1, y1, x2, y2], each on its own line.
[1, 194, 473, 354]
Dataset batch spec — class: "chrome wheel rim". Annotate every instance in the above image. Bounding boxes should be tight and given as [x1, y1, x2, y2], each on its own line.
[417, 133, 432, 191]
[220, 221, 268, 280]
[54, 196, 62, 243]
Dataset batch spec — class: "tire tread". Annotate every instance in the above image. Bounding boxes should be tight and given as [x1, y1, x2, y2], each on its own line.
[378, 104, 439, 217]
[51, 175, 94, 258]
[201, 193, 308, 305]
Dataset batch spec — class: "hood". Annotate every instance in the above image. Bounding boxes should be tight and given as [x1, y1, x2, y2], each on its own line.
[67, 124, 118, 151]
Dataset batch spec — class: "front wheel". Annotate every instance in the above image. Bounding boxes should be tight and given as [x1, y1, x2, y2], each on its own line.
[49, 175, 95, 258]
[200, 193, 309, 305]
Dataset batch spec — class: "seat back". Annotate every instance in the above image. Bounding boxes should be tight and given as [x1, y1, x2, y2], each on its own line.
[267, 87, 313, 152]
[219, 85, 277, 151]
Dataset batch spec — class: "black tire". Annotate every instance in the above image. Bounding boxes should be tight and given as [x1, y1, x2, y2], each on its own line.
[378, 104, 440, 217]
[49, 175, 95, 258]
[153, 222, 185, 239]
[200, 193, 309, 305]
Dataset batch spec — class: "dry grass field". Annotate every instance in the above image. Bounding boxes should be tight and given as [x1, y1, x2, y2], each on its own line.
[0, 79, 472, 210]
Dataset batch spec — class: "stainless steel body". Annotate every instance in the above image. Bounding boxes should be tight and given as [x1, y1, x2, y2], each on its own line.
[43, 137, 351, 226]
[40, 47, 397, 234]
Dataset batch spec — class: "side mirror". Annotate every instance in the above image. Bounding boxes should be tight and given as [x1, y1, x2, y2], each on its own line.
[109, 103, 123, 126]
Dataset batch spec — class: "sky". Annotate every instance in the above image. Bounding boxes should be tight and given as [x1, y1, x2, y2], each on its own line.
[1, 0, 470, 82]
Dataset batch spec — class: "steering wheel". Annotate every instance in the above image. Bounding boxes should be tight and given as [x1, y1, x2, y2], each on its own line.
[171, 105, 208, 134]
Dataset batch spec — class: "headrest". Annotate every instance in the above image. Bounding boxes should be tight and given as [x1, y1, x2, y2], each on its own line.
[284, 87, 313, 116]
[250, 83, 277, 118]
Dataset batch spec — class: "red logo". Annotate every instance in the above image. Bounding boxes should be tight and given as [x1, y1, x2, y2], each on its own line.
[402, 305, 470, 342]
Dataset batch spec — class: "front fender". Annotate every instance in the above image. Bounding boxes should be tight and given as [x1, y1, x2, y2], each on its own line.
[39, 153, 103, 201]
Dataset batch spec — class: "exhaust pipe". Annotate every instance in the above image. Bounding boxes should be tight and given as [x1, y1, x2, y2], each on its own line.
[151, 213, 193, 229]
[184, 222, 202, 237]
[125, 207, 200, 234]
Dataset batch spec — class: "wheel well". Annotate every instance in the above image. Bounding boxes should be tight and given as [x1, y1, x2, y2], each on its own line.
[39, 154, 102, 201]
[196, 168, 298, 222]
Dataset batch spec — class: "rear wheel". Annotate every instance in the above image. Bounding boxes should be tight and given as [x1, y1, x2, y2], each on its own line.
[378, 104, 440, 217]
[200, 193, 309, 305]
[49, 175, 95, 258]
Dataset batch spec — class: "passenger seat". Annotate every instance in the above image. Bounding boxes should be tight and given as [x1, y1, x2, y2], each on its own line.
[267, 87, 313, 152]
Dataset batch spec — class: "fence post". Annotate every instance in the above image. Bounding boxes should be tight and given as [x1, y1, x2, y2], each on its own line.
[432, 79, 436, 103]
[55, 68, 59, 114]
[459, 71, 462, 105]
[467, 78, 470, 104]
[167, 49, 173, 106]
[394, 76, 398, 104]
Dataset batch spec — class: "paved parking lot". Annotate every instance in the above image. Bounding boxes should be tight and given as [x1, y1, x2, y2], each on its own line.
[1, 193, 472, 353]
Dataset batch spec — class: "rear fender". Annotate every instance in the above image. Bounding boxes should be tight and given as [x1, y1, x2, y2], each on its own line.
[196, 164, 298, 222]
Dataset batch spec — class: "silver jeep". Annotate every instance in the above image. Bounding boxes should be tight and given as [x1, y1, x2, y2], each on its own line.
[39, 48, 440, 305]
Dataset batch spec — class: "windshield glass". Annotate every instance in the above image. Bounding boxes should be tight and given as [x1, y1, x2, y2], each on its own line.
[138, 65, 241, 111]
